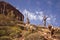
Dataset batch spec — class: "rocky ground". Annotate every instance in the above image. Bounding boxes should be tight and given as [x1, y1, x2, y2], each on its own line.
[18, 24, 60, 40]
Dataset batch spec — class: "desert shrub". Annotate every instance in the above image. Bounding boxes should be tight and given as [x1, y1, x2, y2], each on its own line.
[0, 26, 22, 39]
[0, 36, 12, 40]
[55, 29, 60, 35]
[0, 14, 16, 26]
[7, 26, 22, 38]
[48, 25, 52, 31]
[22, 31, 32, 37]
[0, 14, 23, 40]
[24, 33, 47, 40]
[0, 26, 10, 36]
[19, 26, 25, 30]
[0, 30, 6, 36]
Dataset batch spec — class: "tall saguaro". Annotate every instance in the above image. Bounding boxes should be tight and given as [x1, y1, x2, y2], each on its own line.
[26, 13, 30, 24]
[3, 3, 5, 14]
[1, 8, 2, 14]
[43, 16, 48, 26]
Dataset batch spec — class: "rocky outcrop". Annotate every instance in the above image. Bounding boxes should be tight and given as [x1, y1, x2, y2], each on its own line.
[0, 1, 24, 21]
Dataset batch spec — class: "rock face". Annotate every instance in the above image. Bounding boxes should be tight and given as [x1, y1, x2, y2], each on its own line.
[0, 1, 24, 21]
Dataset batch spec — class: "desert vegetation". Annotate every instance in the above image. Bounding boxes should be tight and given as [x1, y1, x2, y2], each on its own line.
[0, 14, 60, 40]
[0, 1, 60, 40]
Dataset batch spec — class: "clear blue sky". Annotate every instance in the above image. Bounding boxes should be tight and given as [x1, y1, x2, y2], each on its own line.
[1, 0, 60, 27]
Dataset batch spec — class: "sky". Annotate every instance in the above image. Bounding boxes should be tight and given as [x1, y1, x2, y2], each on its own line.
[0, 0, 60, 27]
